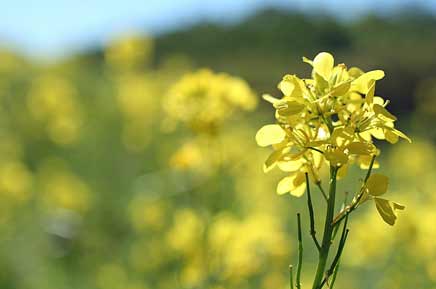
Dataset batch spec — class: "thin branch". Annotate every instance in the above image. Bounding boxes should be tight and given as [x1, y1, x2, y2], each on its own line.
[331, 155, 376, 226]
[315, 181, 328, 201]
[329, 260, 340, 289]
[306, 173, 321, 251]
[364, 154, 377, 182]
[296, 213, 303, 289]
[319, 216, 350, 288]
[320, 229, 349, 288]
[290, 265, 295, 289]
[332, 192, 349, 240]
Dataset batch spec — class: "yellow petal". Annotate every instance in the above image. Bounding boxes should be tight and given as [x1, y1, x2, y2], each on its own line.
[369, 127, 386, 140]
[392, 202, 406, 211]
[311, 150, 324, 168]
[384, 129, 399, 144]
[290, 182, 306, 197]
[276, 173, 306, 197]
[366, 173, 389, 196]
[348, 67, 364, 78]
[277, 175, 295, 195]
[331, 81, 351, 96]
[331, 127, 353, 147]
[365, 80, 375, 104]
[373, 96, 385, 105]
[276, 101, 305, 116]
[278, 75, 306, 99]
[277, 159, 304, 172]
[352, 70, 385, 93]
[325, 149, 348, 167]
[313, 52, 334, 80]
[346, 142, 375, 155]
[291, 172, 306, 197]
[337, 163, 348, 179]
[359, 131, 372, 142]
[373, 104, 397, 121]
[256, 124, 286, 147]
[263, 149, 284, 173]
[391, 128, 412, 143]
[357, 155, 380, 170]
[262, 93, 280, 105]
[374, 197, 397, 226]
[278, 79, 295, 96]
[314, 71, 329, 90]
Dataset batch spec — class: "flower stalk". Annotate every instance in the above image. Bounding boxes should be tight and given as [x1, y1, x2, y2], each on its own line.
[296, 213, 303, 289]
[289, 265, 295, 289]
[311, 166, 338, 289]
[306, 173, 321, 251]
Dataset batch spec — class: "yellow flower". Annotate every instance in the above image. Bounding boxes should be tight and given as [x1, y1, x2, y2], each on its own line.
[105, 34, 153, 71]
[256, 52, 410, 225]
[27, 75, 83, 145]
[163, 69, 257, 133]
[166, 208, 204, 254]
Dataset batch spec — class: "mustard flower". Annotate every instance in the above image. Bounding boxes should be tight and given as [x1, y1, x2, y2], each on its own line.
[163, 69, 257, 133]
[256, 52, 410, 289]
[256, 52, 409, 223]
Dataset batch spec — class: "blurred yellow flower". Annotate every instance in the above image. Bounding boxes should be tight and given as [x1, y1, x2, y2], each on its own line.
[209, 213, 288, 279]
[163, 69, 257, 133]
[169, 140, 205, 170]
[105, 34, 153, 71]
[114, 74, 157, 152]
[37, 159, 91, 213]
[128, 196, 167, 231]
[27, 75, 83, 145]
[0, 161, 32, 202]
[166, 208, 204, 254]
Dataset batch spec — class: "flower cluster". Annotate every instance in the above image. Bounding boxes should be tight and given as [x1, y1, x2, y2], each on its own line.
[163, 69, 257, 133]
[256, 52, 410, 225]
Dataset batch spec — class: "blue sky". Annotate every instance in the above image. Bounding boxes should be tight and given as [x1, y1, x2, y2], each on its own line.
[1, 0, 435, 59]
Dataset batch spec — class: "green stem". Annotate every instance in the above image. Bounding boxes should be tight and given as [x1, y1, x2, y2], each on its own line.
[319, 229, 349, 288]
[329, 259, 340, 288]
[311, 166, 338, 289]
[290, 265, 295, 289]
[315, 182, 328, 202]
[306, 173, 321, 251]
[332, 155, 376, 226]
[296, 213, 303, 289]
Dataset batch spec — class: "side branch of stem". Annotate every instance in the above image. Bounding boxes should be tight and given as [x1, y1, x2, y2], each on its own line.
[331, 155, 377, 226]
[306, 173, 321, 251]
[296, 213, 303, 289]
[315, 182, 328, 202]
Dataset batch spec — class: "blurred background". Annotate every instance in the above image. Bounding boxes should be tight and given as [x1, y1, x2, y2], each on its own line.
[0, 1, 436, 289]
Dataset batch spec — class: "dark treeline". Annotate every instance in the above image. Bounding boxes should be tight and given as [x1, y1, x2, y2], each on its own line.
[152, 8, 436, 115]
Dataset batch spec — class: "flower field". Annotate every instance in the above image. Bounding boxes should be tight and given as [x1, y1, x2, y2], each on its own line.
[1, 9, 436, 289]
